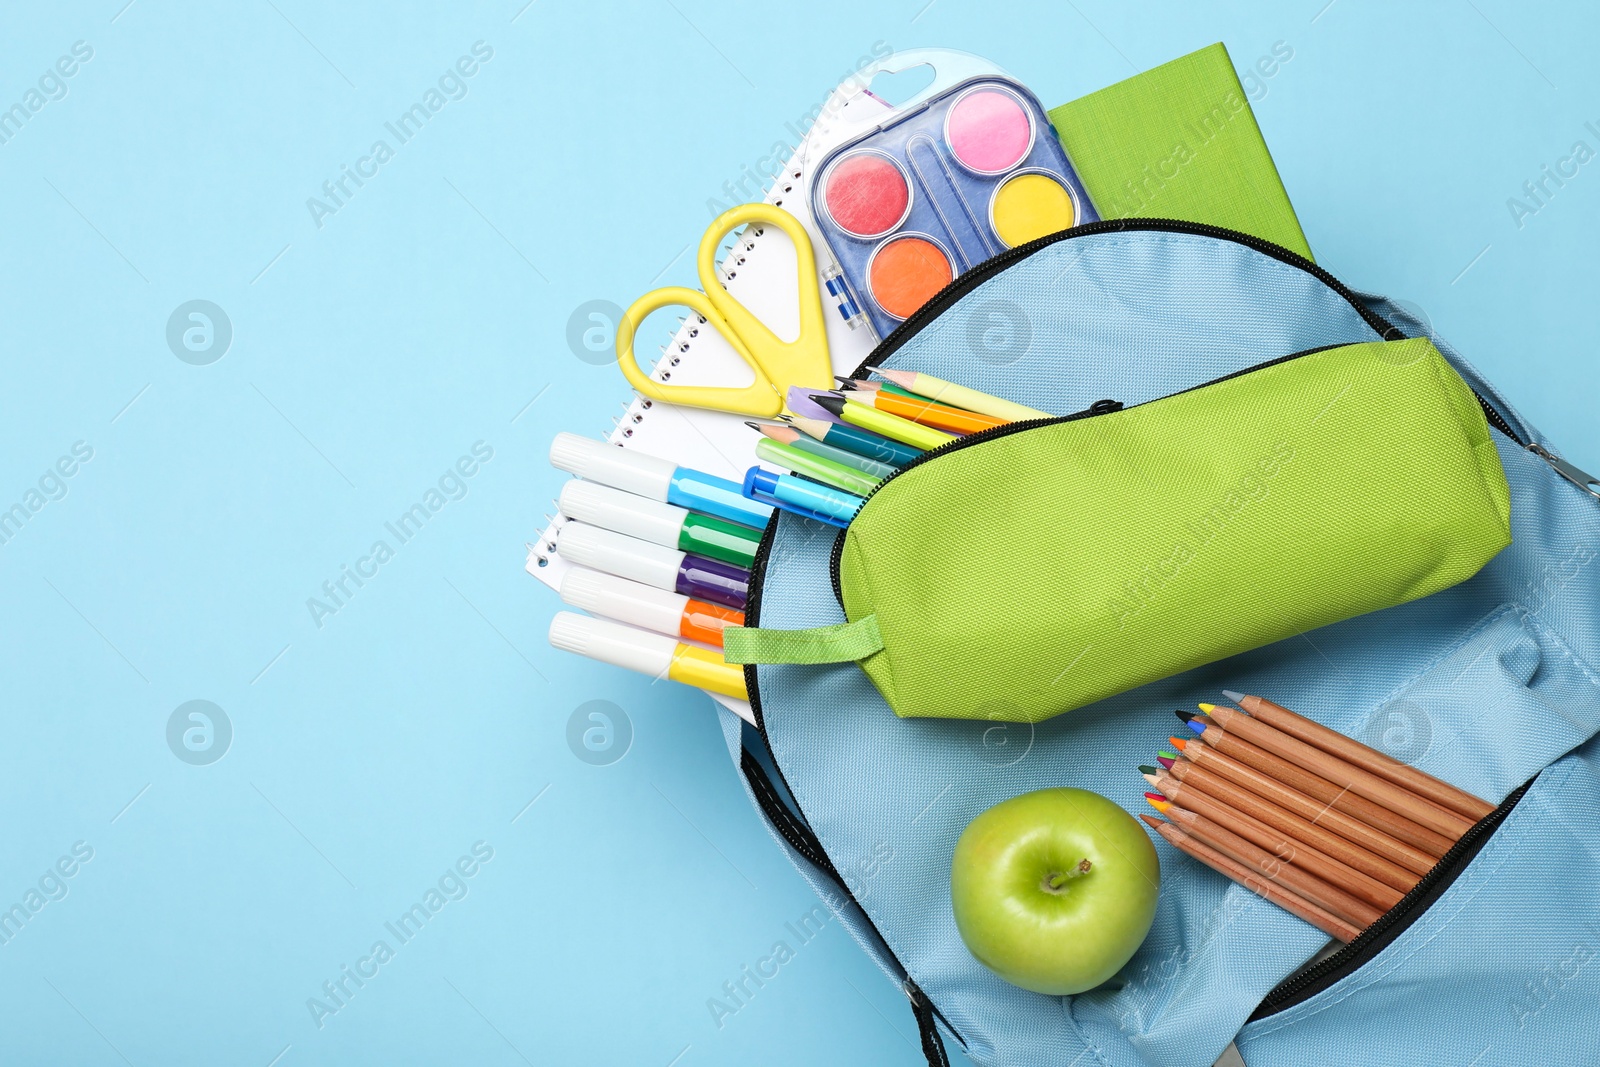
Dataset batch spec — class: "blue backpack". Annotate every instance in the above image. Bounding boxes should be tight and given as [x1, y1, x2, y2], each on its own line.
[719, 220, 1600, 1066]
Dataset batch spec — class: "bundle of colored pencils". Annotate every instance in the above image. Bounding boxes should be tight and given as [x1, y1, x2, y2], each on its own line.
[1139, 690, 1493, 943]
[739, 368, 1053, 526]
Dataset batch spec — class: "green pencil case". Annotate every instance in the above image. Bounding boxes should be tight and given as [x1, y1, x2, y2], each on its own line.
[726, 338, 1513, 723]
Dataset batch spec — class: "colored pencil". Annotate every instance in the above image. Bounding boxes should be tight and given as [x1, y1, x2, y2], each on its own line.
[1167, 743, 1438, 877]
[1190, 706, 1473, 840]
[780, 413, 923, 467]
[1143, 801, 1382, 928]
[1149, 764, 1415, 893]
[1145, 775, 1406, 908]
[810, 394, 955, 452]
[746, 422, 898, 481]
[844, 389, 1009, 435]
[754, 437, 880, 496]
[868, 367, 1053, 422]
[835, 376, 922, 400]
[1142, 816, 1361, 943]
[1181, 722, 1455, 856]
[1221, 690, 1493, 822]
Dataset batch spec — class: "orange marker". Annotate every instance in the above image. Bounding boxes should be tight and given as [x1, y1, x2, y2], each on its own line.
[560, 566, 743, 648]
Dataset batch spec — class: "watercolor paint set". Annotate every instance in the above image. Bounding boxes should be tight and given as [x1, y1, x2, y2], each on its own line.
[808, 66, 1098, 338]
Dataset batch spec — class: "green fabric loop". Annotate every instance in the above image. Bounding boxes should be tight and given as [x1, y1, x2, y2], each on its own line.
[724, 615, 883, 666]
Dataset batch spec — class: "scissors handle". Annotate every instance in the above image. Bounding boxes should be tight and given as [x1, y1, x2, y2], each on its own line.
[615, 204, 833, 418]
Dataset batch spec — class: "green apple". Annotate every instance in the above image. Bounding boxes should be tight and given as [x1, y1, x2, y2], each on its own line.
[950, 787, 1160, 995]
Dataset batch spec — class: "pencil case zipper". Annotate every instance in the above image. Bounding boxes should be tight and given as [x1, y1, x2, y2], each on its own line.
[1249, 777, 1532, 1020]
[826, 340, 1520, 608]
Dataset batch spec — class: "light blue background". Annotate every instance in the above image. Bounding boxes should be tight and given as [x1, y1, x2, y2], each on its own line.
[0, 1, 1593, 1064]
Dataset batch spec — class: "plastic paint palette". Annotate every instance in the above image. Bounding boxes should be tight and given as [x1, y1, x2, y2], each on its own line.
[811, 78, 1097, 337]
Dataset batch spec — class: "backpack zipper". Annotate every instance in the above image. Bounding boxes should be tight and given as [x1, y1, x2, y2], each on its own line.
[849, 218, 1524, 445]
[1528, 444, 1600, 502]
[1248, 777, 1532, 1020]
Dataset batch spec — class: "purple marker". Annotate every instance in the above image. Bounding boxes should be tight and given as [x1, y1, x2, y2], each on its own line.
[557, 522, 748, 609]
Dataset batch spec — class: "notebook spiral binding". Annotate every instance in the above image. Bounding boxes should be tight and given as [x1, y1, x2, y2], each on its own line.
[529, 156, 814, 571]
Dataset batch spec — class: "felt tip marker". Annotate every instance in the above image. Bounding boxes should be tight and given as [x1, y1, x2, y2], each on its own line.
[753, 437, 881, 497]
[548, 611, 748, 700]
[559, 479, 760, 568]
[559, 566, 743, 648]
[549, 433, 773, 530]
[811, 394, 956, 452]
[781, 414, 923, 467]
[742, 467, 864, 527]
[557, 522, 748, 609]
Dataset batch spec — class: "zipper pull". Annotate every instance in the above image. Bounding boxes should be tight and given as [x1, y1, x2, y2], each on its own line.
[1529, 443, 1600, 502]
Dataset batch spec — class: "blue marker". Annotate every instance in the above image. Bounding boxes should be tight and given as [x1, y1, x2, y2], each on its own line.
[551, 433, 772, 530]
[742, 467, 864, 528]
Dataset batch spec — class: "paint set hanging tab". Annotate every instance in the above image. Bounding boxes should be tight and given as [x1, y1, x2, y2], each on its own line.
[805, 49, 1099, 338]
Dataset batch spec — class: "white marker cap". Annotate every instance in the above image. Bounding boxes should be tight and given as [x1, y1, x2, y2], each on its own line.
[556, 522, 684, 592]
[558, 479, 687, 550]
[559, 566, 688, 639]
[549, 611, 675, 679]
[549, 433, 676, 500]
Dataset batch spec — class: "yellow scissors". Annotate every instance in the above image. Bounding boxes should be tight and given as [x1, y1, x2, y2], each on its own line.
[615, 203, 833, 418]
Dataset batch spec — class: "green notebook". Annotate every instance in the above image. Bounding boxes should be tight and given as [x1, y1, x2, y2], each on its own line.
[1049, 43, 1313, 260]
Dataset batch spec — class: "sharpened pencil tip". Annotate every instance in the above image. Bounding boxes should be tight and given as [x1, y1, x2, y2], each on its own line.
[743, 421, 762, 430]
[1197, 702, 1217, 712]
[1186, 718, 1207, 735]
[1158, 750, 1177, 760]
[1156, 755, 1175, 770]
[1143, 794, 1170, 812]
[1221, 689, 1246, 703]
[1175, 708, 1196, 722]
[1138, 765, 1158, 775]
[1168, 737, 1187, 750]
[1139, 813, 1165, 829]
[810, 394, 845, 415]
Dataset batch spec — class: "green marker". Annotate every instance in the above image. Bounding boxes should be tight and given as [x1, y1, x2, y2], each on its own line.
[559, 478, 760, 568]
[755, 437, 882, 497]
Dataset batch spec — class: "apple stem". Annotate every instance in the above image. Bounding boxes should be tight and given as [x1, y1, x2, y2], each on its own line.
[1045, 858, 1093, 891]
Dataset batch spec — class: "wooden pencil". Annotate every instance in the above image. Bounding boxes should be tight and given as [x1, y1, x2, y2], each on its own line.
[1149, 767, 1413, 897]
[848, 389, 1009, 435]
[1142, 816, 1361, 943]
[1183, 719, 1464, 850]
[1154, 803, 1384, 928]
[1222, 691, 1494, 822]
[1167, 745, 1439, 878]
[1146, 780, 1404, 911]
[1191, 706, 1473, 839]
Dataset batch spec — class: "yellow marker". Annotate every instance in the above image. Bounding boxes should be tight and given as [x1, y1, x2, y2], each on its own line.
[549, 612, 748, 700]
[812, 394, 955, 452]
